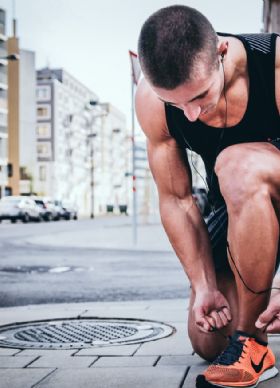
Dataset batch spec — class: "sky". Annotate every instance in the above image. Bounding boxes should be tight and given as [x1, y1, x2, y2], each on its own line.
[0, 0, 264, 126]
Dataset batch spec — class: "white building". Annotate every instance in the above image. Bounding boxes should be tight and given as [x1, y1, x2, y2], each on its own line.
[35, 67, 129, 216]
[93, 103, 129, 215]
[19, 49, 36, 195]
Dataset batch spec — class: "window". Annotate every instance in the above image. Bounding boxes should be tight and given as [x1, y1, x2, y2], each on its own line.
[37, 104, 51, 119]
[36, 123, 51, 138]
[39, 165, 47, 181]
[37, 143, 52, 158]
[36, 86, 51, 101]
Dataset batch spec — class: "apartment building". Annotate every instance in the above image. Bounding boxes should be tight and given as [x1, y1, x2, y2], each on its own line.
[0, 9, 8, 197]
[35, 68, 128, 216]
[19, 49, 36, 195]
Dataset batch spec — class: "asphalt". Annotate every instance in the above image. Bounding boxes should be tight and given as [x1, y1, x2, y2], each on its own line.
[0, 215, 280, 387]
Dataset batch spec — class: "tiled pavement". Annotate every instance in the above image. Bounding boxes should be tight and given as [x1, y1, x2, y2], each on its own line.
[0, 299, 280, 388]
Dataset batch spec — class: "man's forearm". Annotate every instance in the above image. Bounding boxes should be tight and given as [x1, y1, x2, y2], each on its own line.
[160, 195, 217, 292]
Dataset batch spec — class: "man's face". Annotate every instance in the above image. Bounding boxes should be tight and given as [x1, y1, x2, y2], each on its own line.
[152, 61, 223, 122]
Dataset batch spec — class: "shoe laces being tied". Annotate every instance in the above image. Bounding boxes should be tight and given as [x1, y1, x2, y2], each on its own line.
[213, 335, 247, 366]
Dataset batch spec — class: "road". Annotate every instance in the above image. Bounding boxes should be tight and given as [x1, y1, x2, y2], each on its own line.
[0, 217, 189, 307]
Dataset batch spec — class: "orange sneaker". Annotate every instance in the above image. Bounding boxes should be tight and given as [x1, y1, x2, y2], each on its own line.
[196, 330, 278, 387]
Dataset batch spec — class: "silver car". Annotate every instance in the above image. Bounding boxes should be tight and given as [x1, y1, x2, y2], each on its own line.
[0, 196, 41, 223]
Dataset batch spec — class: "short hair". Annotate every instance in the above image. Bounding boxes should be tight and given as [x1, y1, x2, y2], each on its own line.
[138, 5, 218, 89]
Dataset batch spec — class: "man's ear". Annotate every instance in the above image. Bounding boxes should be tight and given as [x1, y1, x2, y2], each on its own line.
[217, 40, 229, 58]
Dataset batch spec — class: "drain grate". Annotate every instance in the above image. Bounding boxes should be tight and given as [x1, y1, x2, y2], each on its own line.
[0, 318, 174, 349]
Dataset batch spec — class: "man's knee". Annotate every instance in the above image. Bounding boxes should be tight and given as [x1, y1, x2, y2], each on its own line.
[214, 145, 269, 210]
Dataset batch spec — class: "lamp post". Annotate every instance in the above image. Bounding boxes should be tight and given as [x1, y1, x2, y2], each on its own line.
[85, 100, 109, 219]
[63, 100, 108, 218]
[88, 132, 97, 219]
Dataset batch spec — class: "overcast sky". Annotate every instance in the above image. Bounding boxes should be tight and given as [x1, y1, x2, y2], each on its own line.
[0, 0, 263, 125]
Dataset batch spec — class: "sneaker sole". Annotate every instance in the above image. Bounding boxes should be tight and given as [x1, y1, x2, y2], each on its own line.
[196, 366, 279, 388]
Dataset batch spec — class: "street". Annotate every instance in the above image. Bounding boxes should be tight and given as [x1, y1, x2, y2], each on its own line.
[0, 217, 189, 307]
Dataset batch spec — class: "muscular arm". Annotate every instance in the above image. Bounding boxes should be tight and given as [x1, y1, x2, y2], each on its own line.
[135, 79, 217, 292]
[147, 137, 217, 292]
[135, 80, 231, 332]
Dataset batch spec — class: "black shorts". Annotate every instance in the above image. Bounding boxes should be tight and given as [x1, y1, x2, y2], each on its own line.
[206, 204, 280, 273]
[207, 138, 280, 272]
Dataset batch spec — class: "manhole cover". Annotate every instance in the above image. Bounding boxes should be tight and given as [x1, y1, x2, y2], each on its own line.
[0, 318, 174, 349]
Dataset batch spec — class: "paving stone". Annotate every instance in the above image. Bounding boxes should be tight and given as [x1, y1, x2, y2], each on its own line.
[28, 354, 97, 368]
[135, 323, 193, 356]
[0, 309, 80, 326]
[0, 368, 55, 388]
[182, 364, 206, 388]
[87, 304, 187, 323]
[0, 348, 21, 356]
[15, 349, 76, 357]
[92, 356, 158, 367]
[0, 356, 37, 368]
[37, 365, 188, 388]
[157, 354, 207, 367]
[76, 344, 140, 356]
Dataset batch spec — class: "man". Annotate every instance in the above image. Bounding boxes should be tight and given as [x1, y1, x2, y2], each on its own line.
[135, 5, 280, 388]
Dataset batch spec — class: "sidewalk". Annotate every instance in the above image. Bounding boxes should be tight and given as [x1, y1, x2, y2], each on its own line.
[0, 300, 280, 388]
[1, 217, 280, 387]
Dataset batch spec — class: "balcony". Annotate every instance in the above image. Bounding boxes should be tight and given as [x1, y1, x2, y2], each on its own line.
[0, 98, 7, 110]
[0, 125, 7, 135]
[0, 71, 7, 85]
[0, 33, 6, 42]
[0, 46, 7, 58]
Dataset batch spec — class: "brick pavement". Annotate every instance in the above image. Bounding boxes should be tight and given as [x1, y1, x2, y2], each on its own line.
[0, 300, 279, 387]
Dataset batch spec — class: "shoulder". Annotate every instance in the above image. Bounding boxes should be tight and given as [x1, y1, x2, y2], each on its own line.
[275, 35, 280, 113]
[135, 78, 170, 143]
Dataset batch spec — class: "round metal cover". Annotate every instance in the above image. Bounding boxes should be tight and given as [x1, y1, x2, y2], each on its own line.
[0, 318, 175, 349]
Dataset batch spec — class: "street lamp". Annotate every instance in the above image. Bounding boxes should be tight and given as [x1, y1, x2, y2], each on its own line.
[86, 101, 109, 219]
[62, 100, 108, 219]
[88, 132, 97, 219]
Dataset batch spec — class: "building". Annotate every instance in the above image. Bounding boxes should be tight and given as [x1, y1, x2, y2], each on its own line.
[0, 9, 8, 197]
[93, 103, 129, 215]
[7, 19, 20, 196]
[134, 135, 158, 219]
[19, 49, 36, 195]
[263, 0, 280, 32]
[35, 67, 129, 216]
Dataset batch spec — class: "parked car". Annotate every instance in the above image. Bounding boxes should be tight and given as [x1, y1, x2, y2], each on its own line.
[192, 187, 211, 217]
[32, 197, 59, 221]
[54, 200, 66, 220]
[0, 196, 41, 223]
[61, 201, 78, 220]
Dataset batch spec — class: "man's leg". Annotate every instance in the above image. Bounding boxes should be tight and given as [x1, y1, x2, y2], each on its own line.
[215, 142, 280, 341]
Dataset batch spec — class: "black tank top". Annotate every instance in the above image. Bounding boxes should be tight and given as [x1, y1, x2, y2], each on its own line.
[165, 33, 280, 207]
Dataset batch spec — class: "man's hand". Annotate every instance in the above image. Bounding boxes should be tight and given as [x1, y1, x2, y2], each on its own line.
[193, 290, 232, 333]
[256, 293, 280, 333]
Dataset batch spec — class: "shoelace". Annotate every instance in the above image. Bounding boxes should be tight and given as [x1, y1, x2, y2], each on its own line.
[213, 336, 246, 366]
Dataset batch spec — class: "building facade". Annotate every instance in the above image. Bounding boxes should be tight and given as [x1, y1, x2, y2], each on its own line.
[0, 9, 8, 197]
[19, 49, 36, 195]
[35, 68, 129, 216]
